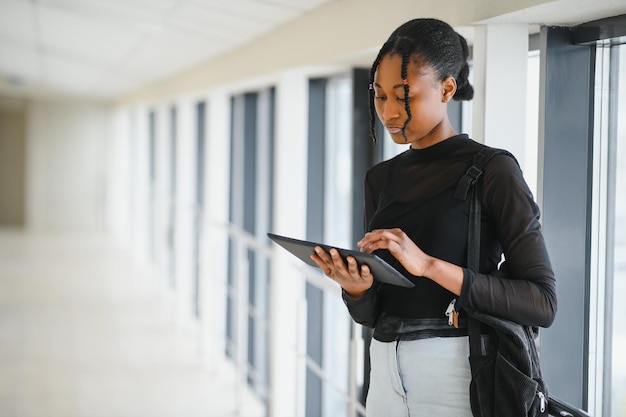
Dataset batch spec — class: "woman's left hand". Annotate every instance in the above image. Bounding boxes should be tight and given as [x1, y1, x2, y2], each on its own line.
[357, 228, 432, 278]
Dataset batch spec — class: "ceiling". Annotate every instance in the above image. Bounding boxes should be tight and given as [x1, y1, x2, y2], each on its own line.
[1, 0, 625, 103]
[0, 0, 336, 100]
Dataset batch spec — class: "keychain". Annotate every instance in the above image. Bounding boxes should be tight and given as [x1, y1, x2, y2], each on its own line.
[445, 299, 459, 328]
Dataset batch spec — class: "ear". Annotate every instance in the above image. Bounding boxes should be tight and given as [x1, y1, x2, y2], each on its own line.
[441, 76, 457, 103]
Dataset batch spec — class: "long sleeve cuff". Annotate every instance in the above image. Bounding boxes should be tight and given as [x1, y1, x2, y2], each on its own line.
[342, 286, 376, 307]
[457, 268, 476, 314]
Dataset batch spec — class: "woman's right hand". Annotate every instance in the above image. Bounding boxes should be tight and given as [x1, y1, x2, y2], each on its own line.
[310, 246, 374, 300]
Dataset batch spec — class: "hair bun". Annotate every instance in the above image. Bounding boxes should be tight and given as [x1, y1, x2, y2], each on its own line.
[453, 34, 474, 101]
[454, 62, 474, 101]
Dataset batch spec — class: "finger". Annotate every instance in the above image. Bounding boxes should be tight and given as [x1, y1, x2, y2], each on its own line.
[310, 252, 327, 269]
[378, 228, 403, 242]
[311, 247, 336, 272]
[360, 238, 391, 254]
[358, 230, 381, 247]
[358, 235, 380, 252]
[360, 264, 372, 280]
[358, 229, 398, 250]
[313, 246, 333, 264]
[345, 256, 360, 277]
[311, 253, 336, 277]
[329, 249, 348, 273]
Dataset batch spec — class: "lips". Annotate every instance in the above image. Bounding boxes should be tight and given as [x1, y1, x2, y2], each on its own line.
[386, 126, 403, 135]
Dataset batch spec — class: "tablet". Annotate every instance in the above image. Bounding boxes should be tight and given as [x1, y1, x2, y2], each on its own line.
[267, 233, 415, 288]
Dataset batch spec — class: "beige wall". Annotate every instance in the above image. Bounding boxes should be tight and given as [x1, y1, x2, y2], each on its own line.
[0, 104, 26, 226]
[26, 100, 111, 233]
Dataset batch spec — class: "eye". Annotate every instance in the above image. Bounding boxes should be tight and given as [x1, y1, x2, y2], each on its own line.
[374, 95, 387, 101]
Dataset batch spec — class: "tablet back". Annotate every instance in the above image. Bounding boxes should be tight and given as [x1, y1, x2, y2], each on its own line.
[267, 233, 415, 288]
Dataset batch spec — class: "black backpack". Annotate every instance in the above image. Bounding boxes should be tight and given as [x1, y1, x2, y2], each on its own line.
[454, 148, 549, 417]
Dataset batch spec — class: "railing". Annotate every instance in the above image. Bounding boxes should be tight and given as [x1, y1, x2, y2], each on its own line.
[218, 222, 367, 417]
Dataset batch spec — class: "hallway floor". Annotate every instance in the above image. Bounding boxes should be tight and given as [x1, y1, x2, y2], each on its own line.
[0, 229, 264, 417]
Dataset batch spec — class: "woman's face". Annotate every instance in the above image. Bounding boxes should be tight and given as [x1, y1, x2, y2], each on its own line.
[373, 53, 456, 149]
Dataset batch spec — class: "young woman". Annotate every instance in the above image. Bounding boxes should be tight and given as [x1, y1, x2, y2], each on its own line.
[310, 18, 557, 416]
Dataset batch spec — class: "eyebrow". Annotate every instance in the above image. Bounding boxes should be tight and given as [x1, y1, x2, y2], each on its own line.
[374, 82, 406, 90]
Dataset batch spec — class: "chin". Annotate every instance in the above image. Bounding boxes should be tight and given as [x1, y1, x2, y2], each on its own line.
[391, 134, 411, 145]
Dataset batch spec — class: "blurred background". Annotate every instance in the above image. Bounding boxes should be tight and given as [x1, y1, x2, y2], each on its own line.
[0, 0, 625, 416]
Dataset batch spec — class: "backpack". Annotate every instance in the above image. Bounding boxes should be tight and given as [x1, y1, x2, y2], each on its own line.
[454, 148, 549, 417]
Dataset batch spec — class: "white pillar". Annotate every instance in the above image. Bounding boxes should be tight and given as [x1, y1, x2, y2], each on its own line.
[154, 104, 170, 286]
[472, 24, 529, 168]
[107, 107, 133, 248]
[173, 97, 196, 324]
[131, 105, 150, 264]
[269, 69, 309, 417]
[201, 89, 231, 369]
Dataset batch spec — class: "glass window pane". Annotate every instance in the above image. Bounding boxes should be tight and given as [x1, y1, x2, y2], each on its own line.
[610, 43, 626, 417]
[593, 41, 626, 417]
[323, 75, 352, 417]
[525, 51, 540, 197]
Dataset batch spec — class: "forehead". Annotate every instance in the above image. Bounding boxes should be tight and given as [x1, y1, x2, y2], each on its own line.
[375, 54, 432, 82]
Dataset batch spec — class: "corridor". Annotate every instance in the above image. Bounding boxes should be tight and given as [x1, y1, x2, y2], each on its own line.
[0, 229, 264, 417]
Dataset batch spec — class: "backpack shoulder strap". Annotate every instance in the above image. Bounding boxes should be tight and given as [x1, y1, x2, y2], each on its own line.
[453, 148, 514, 201]
[456, 147, 516, 279]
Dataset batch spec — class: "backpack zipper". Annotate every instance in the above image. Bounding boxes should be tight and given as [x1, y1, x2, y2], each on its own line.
[537, 391, 546, 413]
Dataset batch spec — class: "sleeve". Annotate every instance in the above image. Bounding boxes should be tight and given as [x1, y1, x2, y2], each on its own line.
[341, 284, 381, 328]
[340, 172, 382, 328]
[456, 154, 558, 328]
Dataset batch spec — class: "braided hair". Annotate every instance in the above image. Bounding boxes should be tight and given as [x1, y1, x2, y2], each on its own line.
[368, 18, 474, 143]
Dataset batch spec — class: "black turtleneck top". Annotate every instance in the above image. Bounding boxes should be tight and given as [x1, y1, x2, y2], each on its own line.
[343, 135, 557, 340]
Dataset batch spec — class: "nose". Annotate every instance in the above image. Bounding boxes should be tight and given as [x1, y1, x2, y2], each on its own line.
[378, 99, 402, 123]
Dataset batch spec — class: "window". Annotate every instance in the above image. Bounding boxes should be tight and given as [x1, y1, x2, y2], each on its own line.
[323, 75, 353, 417]
[610, 44, 626, 417]
[306, 74, 358, 417]
[591, 40, 626, 417]
[226, 87, 275, 403]
[540, 18, 626, 416]
[525, 49, 540, 197]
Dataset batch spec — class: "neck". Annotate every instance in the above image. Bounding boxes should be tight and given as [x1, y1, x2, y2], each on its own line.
[410, 119, 457, 150]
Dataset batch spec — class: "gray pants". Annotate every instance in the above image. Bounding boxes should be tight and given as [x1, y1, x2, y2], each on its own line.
[366, 336, 473, 417]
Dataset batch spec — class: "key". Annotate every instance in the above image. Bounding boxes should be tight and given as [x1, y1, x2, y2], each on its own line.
[445, 299, 459, 328]
[451, 309, 459, 328]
